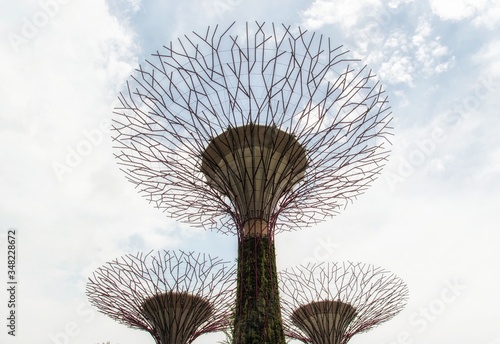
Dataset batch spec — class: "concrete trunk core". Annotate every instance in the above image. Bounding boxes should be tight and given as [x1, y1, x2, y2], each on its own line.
[201, 124, 307, 229]
[142, 292, 213, 344]
[291, 300, 357, 344]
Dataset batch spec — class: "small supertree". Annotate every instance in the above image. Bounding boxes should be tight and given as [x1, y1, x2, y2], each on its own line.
[86, 250, 236, 344]
[112, 22, 393, 343]
[279, 262, 409, 344]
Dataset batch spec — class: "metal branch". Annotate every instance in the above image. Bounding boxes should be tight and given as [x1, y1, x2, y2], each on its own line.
[112, 21, 393, 236]
[86, 250, 236, 344]
[279, 262, 409, 344]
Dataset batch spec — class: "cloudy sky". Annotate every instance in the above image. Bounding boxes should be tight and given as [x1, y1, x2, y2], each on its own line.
[1, 0, 499, 343]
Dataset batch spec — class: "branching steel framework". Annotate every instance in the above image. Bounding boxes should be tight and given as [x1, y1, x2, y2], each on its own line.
[109, 21, 398, 343]
[112, 21, 392, 236]
[86, 250, 236, 344]
[279, 262, 409, 344]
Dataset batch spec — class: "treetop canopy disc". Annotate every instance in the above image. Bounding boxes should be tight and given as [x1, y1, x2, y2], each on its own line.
[86, 250, 236, 344]
[112, 21, 393, 235]
[279, 262, 409, 344]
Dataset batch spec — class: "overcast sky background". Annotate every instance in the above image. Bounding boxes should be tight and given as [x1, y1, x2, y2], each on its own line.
[1, 0, 499, 343]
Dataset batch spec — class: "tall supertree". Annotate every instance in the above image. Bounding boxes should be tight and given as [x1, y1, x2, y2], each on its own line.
[112, 22, 393, 343]
[279, 262, 409, 344]
[86, 250, 236, 344]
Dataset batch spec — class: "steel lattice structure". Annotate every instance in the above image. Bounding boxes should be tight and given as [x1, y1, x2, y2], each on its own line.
[112, 21, 393, 236]
[279, 262, 409, 344]
[86, 250, 236, 344]
[110, 21, 397, 344]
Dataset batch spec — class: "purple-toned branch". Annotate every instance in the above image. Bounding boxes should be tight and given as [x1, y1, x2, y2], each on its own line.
[279, 262, 409, 344]
[112, 22, 393, 236]
[86, 250, 236, 344]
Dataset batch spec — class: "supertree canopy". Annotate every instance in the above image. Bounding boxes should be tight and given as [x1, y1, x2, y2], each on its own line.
[86, 250, 236, 344]
[112, 21, 393, 236]
[279, 262, 409, 344]
[110, 21, 397, 344]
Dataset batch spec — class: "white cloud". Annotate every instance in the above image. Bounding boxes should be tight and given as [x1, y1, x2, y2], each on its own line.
[472, 39, 500, 77]
[430, 0, 500, 28]
[378, 52, 415, 85]
[301, 0, 382, 30]
[360, 17, 453, 86]
[0, 0, 147, 342]
[473, 4, 500, 28]
[124, 0, 142, 12]
[196, 0, 243, 19]
[388, 0, 415, 7]
[429, 0, 487, 20]
[412, 18, 454, 75]
[300, 1, 454, 87]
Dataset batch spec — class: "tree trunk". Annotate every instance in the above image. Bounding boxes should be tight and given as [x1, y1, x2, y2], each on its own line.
[232, 236, 286, 344]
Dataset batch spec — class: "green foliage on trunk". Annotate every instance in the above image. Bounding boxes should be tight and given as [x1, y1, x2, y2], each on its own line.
[232, 236, 286, 344]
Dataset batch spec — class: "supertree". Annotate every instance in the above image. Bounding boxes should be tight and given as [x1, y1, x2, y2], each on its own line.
[112, 22, 393, 343]
[279, 262, 409, 344]
[86, 250, 236, 344]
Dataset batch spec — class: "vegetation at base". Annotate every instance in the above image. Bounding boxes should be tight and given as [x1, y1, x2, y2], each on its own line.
[232, 236, 286, 344]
